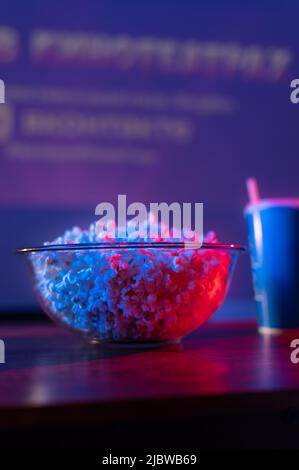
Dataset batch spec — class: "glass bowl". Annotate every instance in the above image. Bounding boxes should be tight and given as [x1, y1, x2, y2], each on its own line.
[17, 242, 244, 347]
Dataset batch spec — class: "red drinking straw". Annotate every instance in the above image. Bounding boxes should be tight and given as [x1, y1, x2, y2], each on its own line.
[246, 177, 260, 205]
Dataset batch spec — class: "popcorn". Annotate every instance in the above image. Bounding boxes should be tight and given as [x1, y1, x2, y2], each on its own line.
[30, 215, 232, 343]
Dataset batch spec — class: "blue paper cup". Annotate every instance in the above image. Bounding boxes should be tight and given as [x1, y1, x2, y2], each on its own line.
[245, 199, 299, 334]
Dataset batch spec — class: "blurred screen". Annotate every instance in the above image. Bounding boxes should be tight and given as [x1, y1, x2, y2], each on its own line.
[0, 0, 298, 312]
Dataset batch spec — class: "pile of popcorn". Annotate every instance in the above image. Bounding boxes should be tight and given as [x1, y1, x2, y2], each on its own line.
[31, 217, 232, 343]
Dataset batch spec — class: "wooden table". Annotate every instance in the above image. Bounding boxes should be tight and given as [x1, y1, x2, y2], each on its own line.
[0, 319, 299, 448]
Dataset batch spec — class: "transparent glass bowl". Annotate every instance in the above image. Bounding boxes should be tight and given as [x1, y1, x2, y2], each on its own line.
[17, 242, 244, 346]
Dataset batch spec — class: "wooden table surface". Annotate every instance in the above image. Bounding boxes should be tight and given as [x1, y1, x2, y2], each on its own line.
[1, 319, 299, 447]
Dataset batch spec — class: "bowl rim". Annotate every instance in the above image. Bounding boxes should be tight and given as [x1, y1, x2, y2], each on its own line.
[16, 241, 246, 254]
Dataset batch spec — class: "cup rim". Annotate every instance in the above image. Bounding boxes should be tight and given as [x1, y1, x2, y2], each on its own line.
[245, 198, 299, 214]
[16, 241, 246, 254]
